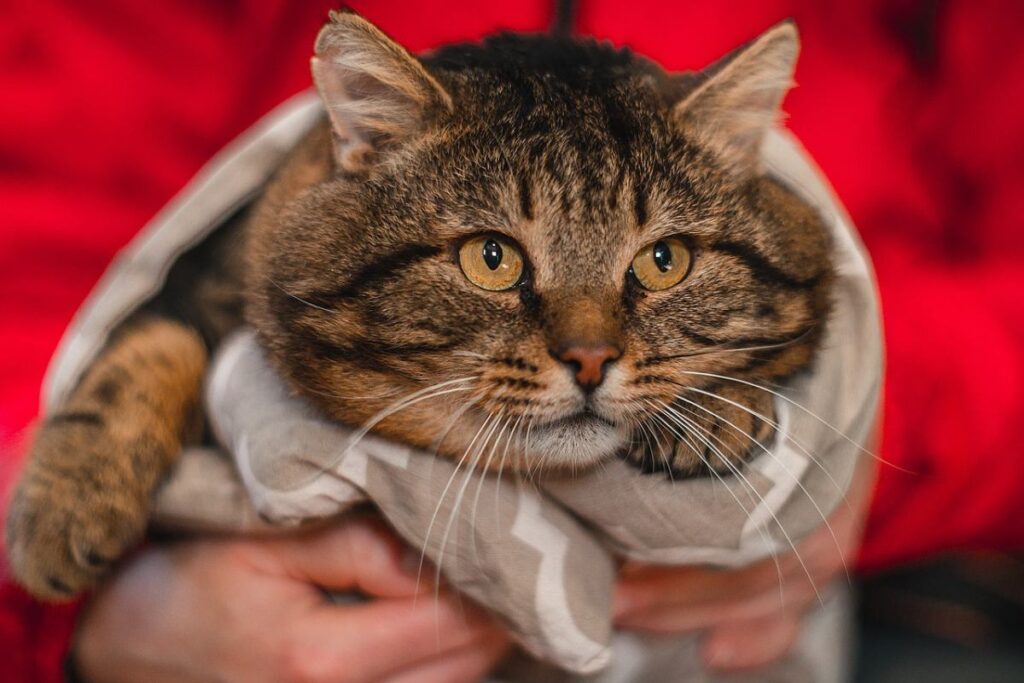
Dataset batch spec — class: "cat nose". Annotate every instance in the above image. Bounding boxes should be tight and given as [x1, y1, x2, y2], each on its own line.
[555, 343, 621, 391]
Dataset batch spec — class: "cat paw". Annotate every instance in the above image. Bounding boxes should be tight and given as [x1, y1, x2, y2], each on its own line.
[4, 425, 150, 601]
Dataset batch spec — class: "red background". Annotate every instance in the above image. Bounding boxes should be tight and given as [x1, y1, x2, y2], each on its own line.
[2, 1, 1023, 679]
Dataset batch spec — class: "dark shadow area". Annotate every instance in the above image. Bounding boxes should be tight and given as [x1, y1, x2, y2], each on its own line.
[855, 553, 1024, 682]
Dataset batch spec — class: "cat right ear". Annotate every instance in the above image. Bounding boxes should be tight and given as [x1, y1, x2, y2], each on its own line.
[671, 21, 799, 176]
[311, 11, 452, 173]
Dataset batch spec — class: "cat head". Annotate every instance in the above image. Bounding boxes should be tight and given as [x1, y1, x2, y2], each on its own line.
[247, 12, 833, 476]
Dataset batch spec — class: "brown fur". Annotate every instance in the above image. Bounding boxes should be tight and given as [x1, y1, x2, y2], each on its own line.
[6, 14, 832, 600]
[6, 319, 205, 598]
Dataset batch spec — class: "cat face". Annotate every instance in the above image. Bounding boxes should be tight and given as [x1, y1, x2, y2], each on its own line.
[247, 14, 833, 476]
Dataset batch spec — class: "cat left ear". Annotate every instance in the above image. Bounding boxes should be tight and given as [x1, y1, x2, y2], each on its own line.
[311, 11, 453, 173]
[672, 21, 799, 176]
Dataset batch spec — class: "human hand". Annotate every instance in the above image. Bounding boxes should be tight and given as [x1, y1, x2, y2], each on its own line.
[72, 517, 509, 683]
[614, 451, 876, 672]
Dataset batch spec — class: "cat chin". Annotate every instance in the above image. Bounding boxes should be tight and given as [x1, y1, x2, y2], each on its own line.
[525, 418, 629, 470]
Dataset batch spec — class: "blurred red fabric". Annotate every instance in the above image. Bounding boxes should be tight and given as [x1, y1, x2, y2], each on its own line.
[1, 1, 1022, 679]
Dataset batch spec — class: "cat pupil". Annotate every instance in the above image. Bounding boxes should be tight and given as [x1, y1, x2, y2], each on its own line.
[483, 239, 503, 270]
[653, 241, 672, 272]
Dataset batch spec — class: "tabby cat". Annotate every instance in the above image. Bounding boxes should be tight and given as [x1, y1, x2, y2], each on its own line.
[6, 12, 832, 600]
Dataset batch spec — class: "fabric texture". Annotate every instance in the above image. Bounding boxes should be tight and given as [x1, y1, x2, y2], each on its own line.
[39, 93, 880, 677]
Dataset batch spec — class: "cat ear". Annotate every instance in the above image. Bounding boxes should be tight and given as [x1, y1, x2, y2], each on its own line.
[672, 21, 798, 175]
[311, 11, 453, 172]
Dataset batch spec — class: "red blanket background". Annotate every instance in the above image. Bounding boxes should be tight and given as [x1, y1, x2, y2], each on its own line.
[2, 1, 1023, 679]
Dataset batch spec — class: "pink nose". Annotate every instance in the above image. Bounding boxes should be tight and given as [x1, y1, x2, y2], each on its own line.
[556, 344, 621, 391]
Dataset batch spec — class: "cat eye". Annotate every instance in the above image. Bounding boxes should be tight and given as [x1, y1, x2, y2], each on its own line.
[630, 237, 692, 291]
[458, 235, 525, 291]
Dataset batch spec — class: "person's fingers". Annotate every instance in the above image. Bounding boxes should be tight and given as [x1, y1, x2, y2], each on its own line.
[615, 573, 820, 633]
[379, 631, 510, 683]
[614, 565, 727, 618]
[614, 513, 856, 621]
[614, 553, 812, 620]
[284, 593, 503, 682]
[700, 612, 802, 671]
[263, 517, 434, 598]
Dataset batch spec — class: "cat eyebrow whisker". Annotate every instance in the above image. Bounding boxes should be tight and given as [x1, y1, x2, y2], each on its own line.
[451, 350, 491, 360]
[265, 275, 335, 313]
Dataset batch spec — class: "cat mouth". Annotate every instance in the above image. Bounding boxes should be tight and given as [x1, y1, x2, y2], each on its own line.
[540, 408, 617, 431]
[524, 407, 627, 468]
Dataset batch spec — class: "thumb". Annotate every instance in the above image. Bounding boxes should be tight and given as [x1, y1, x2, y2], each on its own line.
[267, 516, 432, 598]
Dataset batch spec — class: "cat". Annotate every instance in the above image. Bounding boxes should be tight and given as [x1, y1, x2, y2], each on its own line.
[5, 11, 832, 601]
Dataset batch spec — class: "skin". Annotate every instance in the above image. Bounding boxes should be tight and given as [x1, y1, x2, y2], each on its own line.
[73, 517, 510, 683]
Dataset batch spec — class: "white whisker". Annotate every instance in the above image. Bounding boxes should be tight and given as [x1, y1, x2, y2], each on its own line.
[468, 414, 512, 565]
[434, 411, 504, 607]
[336, 377, 478, 466]
[644, 402, 788, 604]
[493, 414, 523, 530]
[659, 400, 823, 604]
[681, 370, 896, 470]
[680, 383, 852, 513]
[265, 276, 334, 313]
[417, 411, 494, 602]
[673, 393, 851, 585]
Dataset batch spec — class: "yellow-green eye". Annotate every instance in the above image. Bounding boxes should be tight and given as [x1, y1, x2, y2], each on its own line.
[459, 235, 525, 291]
[631, 238, 691, 291]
